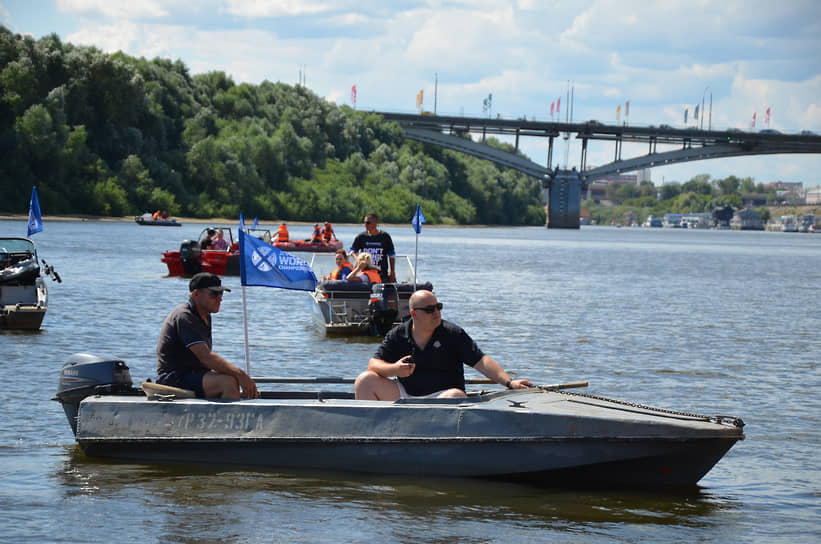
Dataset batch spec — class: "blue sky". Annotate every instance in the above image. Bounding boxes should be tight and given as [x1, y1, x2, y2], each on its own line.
[2, 0, 820, 186]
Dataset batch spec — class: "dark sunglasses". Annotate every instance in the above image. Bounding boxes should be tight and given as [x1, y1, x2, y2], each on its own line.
[363, 220, 372, 224]
[414, 302, 443, 314]
[207, 290, 224, 298]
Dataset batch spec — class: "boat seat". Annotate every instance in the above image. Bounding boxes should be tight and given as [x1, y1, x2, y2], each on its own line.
[316, 280, 433, 294]
[142, 381, 196, 400]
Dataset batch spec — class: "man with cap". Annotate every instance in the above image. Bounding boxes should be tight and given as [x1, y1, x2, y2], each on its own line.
[156, 272, 258, 399]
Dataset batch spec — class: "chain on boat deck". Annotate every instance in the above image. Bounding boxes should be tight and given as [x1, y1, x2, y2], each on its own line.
[540, 387, 745, 428]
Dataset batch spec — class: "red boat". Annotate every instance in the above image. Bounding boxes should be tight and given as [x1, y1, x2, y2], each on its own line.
[274, 238, 343, 253]
[161, 228, 239, 277]
[161, 228, 345, 276]
[248, 228, 343, 253]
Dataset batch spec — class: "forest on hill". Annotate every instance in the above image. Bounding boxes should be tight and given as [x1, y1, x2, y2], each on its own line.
[0, 27, 547, 225]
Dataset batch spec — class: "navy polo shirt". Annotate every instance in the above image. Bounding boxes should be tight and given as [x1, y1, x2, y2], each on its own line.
[375, 319, 485, 396]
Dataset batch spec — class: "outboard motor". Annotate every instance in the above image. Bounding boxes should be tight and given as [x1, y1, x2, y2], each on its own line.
[368, 283, 399, 336]
[179, 239, 202, 275]
[54, 354, 134, 436]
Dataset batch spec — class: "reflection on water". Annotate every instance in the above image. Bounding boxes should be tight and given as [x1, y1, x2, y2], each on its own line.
[55, 446, 736, 541]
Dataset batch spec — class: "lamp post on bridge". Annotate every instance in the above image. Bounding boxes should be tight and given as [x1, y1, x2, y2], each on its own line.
[701, 86, 712, 130]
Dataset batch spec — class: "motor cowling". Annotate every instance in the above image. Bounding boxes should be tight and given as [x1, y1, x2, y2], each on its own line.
[179, 239, 202, 275]
[54, 353, 134, 436]
[368, 283, 399, 336]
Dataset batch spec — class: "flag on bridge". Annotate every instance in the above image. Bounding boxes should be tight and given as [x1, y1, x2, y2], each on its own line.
[765, 107, 770, 125]
[550, 101, 554, 117]
[416, 89, 423, 109]
[27, 186, 42, 236]
[556, 96, 560, 116]
[751, 112, 756, 128]
[239, 229, 317, 291]
[351, 85, 357, 107]
[616, 104, 621, 121]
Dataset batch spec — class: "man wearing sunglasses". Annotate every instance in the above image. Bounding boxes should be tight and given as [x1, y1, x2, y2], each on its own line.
[350, 213, 396, 283]
[354, 290, 532, 400]
[156, 272, 258, 399]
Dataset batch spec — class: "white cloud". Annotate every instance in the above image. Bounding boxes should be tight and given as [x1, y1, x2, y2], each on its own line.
[57, 0, 169, 19]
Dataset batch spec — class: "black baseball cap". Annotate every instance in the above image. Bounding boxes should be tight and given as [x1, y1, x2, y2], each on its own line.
[189, 272, 231, 293]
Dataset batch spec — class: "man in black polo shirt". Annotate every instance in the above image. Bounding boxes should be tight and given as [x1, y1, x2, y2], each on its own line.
[157, 273, 258, 399]
[354, 290, 532, 400]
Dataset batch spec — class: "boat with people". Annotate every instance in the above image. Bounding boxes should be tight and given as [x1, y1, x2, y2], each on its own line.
[135, 212, 181, 227]
[0, 236, 61, 330]
[54, 353, 745, 488]
[161, 227, 240, 277]
[308, 252, 432, 336]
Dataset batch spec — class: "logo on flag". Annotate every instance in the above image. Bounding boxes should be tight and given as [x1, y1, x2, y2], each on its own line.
[239, 229, 317, 291]
[27, 186, 42, 236]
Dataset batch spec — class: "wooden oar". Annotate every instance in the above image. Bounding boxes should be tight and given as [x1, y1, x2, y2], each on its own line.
[252, 376, 588, 389]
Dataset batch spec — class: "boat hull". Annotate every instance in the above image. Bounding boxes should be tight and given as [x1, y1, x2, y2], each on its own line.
[71, 389, 743, 487]
[0, 279, 48, 330]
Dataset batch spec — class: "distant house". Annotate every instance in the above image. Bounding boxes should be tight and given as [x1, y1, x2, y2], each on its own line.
[713, 205, 734, 228]
[806, 187, 821, 205]
[730, 208, 764, 231]
[740, 193, 770, 207]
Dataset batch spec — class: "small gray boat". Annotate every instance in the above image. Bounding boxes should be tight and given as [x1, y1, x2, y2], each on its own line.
[55, 354, 744, 488]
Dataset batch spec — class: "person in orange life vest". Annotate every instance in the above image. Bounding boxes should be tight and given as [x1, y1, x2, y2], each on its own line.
[274, 223, 289, 243]
[323, 249, 353, 280]
[322, 222, 336, 241]
[152, 210, 161, 219]
[310, 223, 322, 243]
[346, 252, 382, 285]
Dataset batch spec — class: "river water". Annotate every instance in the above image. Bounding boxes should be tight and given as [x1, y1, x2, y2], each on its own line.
[1, 219, 818, 543]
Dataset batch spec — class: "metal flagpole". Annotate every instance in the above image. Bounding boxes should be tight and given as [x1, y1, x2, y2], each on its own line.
[414, 231, 419, 288]
[242, 287, 251, 375]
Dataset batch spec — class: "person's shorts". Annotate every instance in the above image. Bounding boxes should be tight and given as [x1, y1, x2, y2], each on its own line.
[396, 380, 453, 399]
[157, 370, 207, 398]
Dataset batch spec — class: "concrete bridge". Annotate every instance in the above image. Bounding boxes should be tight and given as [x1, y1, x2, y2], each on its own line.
[377, 112, 821, 228]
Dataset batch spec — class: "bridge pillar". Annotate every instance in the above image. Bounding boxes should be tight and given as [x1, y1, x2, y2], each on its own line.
[546, 169, 582, 229]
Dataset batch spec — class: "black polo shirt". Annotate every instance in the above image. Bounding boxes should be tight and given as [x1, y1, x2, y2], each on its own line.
[156, 299, 211, 384]
[374, 319, 485, 396]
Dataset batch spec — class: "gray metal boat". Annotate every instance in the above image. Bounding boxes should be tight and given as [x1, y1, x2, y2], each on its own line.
[0, 237, 60, 330]
[55, 354, 744, 488]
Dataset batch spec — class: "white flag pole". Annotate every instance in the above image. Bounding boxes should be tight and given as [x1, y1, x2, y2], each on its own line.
[414, 231, 419, 288]
[241, 284, 251, 375]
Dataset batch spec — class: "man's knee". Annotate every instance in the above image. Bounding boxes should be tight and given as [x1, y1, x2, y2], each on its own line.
[203, 372, 240, 399]
[437, 388, 467, 398]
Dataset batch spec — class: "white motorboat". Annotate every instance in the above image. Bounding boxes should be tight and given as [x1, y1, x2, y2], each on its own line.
[0, 237, 60, 330]
[308, 253, 432, 336]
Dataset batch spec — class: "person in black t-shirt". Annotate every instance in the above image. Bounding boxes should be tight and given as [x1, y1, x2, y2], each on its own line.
[354, 290, 533, 400]
[157, 273, 258, 399]
[350, 213, 396, 282]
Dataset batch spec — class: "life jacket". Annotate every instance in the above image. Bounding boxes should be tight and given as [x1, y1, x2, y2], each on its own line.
[322, 224, 334, 241]
[330, 263, 352, 280]
[312, 226, 322, 240]
[277, 225, 289, 242]
[361, 269, 382, 283]
[152, 210, 160, 219]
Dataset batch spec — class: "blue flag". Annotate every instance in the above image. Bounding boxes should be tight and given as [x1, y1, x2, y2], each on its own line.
[239, 212, 245, 233]
[27, 186, 43, 236]
[239, 229, 317, 291]
[411, 204, 426, 234]
[252, 217, 258, 229]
